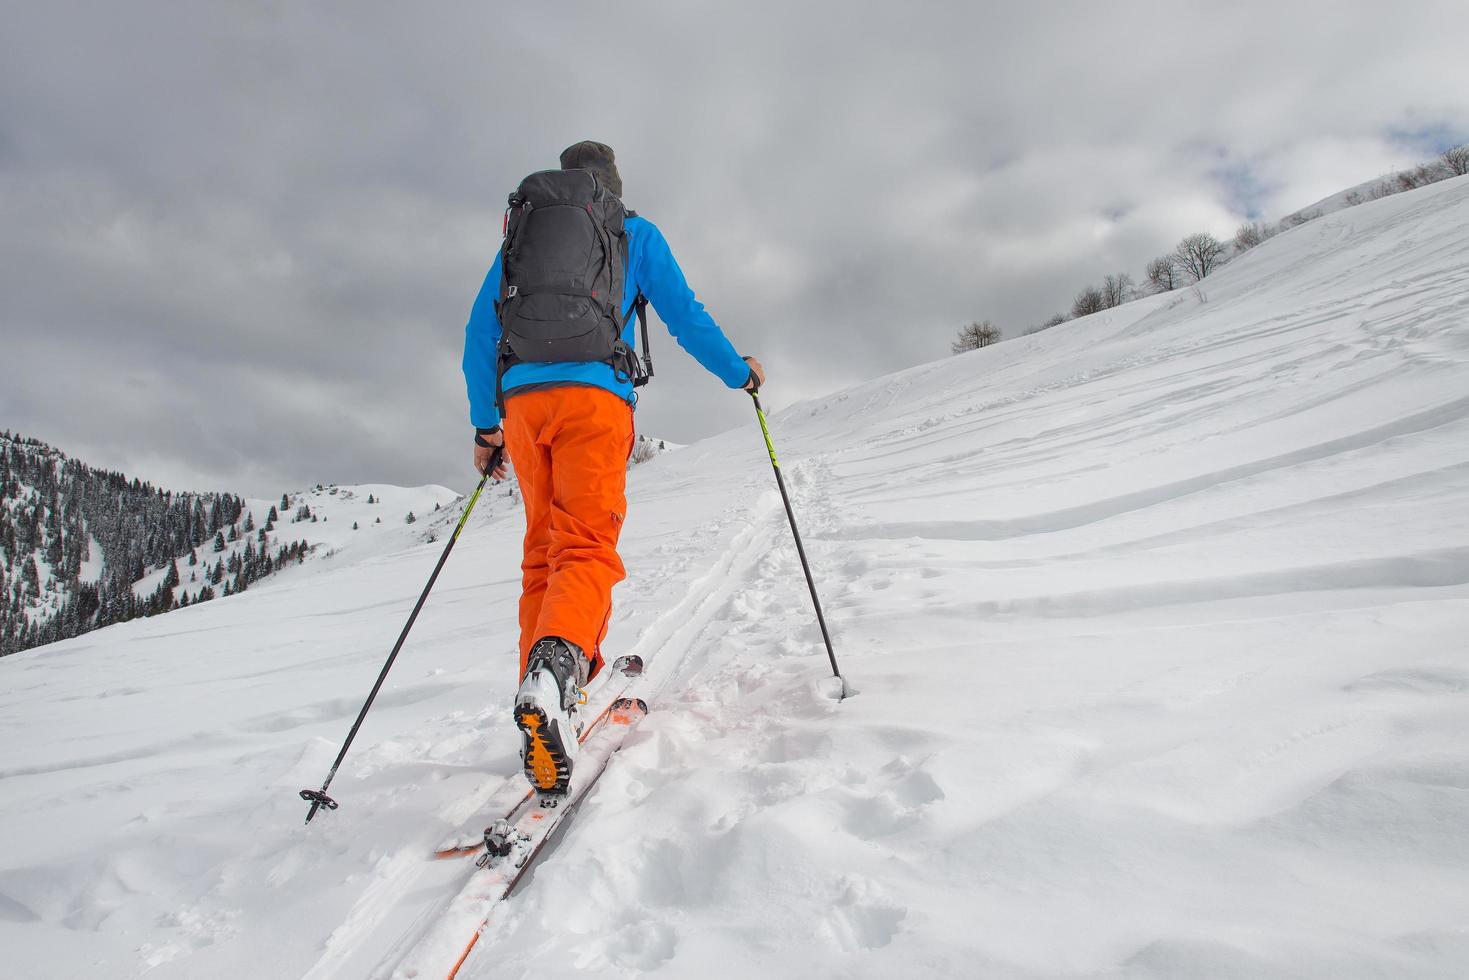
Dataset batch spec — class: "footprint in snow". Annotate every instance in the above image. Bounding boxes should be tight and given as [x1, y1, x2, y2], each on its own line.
[819, 875, 906, 952]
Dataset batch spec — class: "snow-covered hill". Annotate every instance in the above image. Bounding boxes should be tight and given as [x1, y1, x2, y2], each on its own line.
[2, 174, 1467, 979]
[120, 483, 469, 603]
[1, 425, 471, 656]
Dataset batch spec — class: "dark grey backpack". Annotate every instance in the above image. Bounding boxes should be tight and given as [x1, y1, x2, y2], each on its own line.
[495, 169, 651, 409]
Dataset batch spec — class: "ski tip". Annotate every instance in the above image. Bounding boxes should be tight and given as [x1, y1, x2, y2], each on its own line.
[608, 696, 649, 725]
[610, 654, 644, 677]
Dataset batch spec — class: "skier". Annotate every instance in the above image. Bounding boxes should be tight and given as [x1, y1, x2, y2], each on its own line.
[463, 141, 764, 795]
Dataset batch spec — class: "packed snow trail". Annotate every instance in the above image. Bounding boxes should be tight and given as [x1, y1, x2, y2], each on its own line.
[0, 175, 1467, 978]
[395, 687, 651, 979]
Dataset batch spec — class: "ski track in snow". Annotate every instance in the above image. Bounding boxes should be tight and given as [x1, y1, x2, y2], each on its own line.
[2, 175, 1469, 979]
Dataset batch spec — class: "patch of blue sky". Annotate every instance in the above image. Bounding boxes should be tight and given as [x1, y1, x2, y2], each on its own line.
[1384, 120, 1466, 155]
[1210, 156, 1272, 221]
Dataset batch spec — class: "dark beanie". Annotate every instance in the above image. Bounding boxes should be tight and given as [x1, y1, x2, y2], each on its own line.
[560, 140, 622, 198]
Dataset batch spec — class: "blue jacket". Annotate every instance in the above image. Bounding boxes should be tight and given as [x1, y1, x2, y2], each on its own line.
[463, 215, 750, 428]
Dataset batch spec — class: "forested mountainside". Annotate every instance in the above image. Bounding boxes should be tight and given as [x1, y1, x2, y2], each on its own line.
[0, 431, 307, 657]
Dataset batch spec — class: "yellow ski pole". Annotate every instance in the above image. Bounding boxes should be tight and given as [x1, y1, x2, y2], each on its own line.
[748, 387, 848, 700]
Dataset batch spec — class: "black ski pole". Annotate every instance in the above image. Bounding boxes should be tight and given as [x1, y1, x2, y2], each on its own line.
[299, 448, 502, 824]
[748, 387, 849, 700]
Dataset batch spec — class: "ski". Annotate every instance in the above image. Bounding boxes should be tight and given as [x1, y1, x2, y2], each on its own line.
[432, 653, 644, 858]
[396, 693, 650, 979]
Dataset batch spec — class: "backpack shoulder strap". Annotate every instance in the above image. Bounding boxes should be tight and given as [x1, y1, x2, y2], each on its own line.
[623, 210, 653, 387]
[632, 292, 652, 388]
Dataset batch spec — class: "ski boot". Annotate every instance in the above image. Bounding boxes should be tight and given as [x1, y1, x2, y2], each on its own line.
[515, 637, 590, 796]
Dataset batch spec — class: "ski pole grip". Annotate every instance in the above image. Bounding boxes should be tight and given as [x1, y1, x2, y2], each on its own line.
[742, 355, 760, 395]
[478, 444, 506, 478]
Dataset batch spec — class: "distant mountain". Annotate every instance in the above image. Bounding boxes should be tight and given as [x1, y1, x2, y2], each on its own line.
[0, 431, 312, 657]
[628, 433, 683, 468]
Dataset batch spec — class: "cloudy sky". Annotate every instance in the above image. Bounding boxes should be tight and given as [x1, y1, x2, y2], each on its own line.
[2, 1, 1466, 498]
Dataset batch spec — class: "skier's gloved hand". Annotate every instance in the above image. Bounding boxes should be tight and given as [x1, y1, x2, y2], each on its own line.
[474, 427, 509, 479]
[742, 356, 766, 392]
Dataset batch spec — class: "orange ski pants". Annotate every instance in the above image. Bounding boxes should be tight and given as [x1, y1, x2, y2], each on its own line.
[503, 387, 634, 682]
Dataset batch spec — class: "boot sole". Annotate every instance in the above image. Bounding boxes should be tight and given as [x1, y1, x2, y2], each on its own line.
[516, 704, 572, 795]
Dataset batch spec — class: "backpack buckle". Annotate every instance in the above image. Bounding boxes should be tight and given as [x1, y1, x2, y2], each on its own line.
[506, 285, 518, 298]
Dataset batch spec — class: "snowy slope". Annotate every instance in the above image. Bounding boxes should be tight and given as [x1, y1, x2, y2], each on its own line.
[124, 482, 465, 605]
[1292, 152, 1461, 224]
[2, 174, 1468, 980]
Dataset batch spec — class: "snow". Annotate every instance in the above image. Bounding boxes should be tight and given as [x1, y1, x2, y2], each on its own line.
[2, 174, 1468, 979]
[269, 483, 464, 556]
[77, 532, 103, 586]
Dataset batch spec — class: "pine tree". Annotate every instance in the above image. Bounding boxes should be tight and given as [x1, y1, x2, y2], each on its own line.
[213, 531, 225, 553]
[44, 507, 64, 566]
[405, 512, 416, 524]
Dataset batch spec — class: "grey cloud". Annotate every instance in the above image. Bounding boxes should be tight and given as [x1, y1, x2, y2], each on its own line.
[3, 1, 1468, 497]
